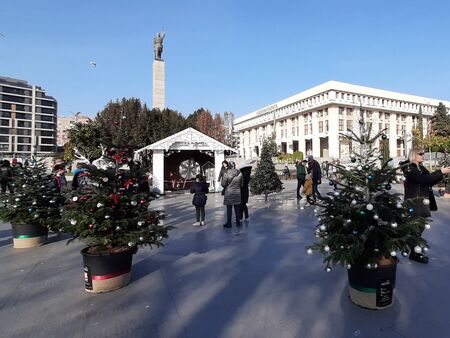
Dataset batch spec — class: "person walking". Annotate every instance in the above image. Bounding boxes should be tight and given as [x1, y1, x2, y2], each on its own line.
[190, 174, 208, 226]
[307, 155, 322, 200]
[221, 161, 243, 228]
[303, 173, 315, 204]
[239, 163, 252, 220]
[0, 159, 14, 194]
[295, 159, 307, 199]
[401, 149, 450, 263]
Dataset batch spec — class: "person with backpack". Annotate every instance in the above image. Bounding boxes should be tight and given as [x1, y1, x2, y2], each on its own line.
[0, 159, 14, 194]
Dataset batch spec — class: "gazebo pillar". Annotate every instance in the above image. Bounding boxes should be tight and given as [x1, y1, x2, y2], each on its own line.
[152, 149, 165, 194]
[214, 150, 224, 192]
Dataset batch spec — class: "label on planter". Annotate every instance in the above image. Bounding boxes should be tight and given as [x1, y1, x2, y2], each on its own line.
[376, 278, 393, 307]
[84, 266, 93, 290]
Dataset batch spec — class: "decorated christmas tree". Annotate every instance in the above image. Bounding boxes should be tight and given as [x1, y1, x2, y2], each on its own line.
[60, 146, 172, 254]
[250, 137, 283, 201]
[307, 115, 429, 271]
[0, 157, 66, 231]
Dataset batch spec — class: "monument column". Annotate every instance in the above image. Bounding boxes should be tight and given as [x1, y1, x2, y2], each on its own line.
[152, 31, 166, 110]
[152, 60, 165, 109]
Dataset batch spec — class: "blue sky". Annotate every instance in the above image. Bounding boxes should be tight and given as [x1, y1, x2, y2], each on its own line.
[1, 0, 450, 118]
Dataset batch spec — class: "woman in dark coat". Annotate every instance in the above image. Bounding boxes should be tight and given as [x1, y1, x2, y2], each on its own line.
[190, 174, 209, 226]
[221, 161, 243, 228]
[239, 164, 252, 220]
[401, 149, 450, 263]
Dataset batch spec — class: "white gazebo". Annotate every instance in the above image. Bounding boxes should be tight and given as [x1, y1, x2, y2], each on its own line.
[134, 128, 236, 194]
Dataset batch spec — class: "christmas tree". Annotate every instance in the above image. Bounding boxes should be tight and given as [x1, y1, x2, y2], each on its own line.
[307, 115, 429, 271]
[250, 138, 283, 201]
[60, 146, 172, 253]
[0, 158, 66, 230]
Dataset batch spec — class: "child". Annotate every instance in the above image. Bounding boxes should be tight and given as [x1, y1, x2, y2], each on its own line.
[190, 174, 208, 226]
[303, 173, 315, 204]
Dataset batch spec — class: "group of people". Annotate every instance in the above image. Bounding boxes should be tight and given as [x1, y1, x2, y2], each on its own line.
[190, 160, 251, 228]
[294, 155, 323, 203]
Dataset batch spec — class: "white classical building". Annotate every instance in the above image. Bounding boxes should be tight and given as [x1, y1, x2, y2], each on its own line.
[235, 81, 450, 161]
[135, 128, 236, 194]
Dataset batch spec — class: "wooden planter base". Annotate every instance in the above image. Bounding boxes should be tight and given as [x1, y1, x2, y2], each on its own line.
[12, 224, 48, 249]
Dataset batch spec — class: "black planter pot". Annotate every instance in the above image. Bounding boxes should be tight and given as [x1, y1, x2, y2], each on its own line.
[347, 258, 398, 310]
[81, 247, 134, 293]
[11, 223, 48, 248]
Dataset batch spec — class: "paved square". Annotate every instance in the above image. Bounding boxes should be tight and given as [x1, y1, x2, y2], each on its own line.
[1, 181, 449, 338]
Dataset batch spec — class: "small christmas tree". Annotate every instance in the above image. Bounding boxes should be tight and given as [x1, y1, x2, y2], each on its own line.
[250, 137, 283, 201]
[307, 115, 429, 271]
[60, 146, 172, 253]
[0, 157, 66, 230]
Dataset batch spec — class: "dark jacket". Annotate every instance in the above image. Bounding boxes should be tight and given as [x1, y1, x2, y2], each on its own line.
[190, 181, 208, 206]
[308, 160, 322, 185]
[218, 166, 227, 182]
[401, 161, 442, 214]
[296, 163, 306, 181]
[0, 165, 13, 182]
[221, 168, 242, 205]
[240, 167, 251, 204]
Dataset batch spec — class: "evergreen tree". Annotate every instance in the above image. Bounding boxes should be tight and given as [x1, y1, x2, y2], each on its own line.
[67, 121, 103, 162]
[307, 119, 429, 271]
[60, 146, 172, 252]
[0, 158, 66, 230]
[250, 138, 283, 201]
[431, 102, 450, 137]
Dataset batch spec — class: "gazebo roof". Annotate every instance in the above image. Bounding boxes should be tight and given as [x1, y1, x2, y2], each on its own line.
[135, 127, 236, 153]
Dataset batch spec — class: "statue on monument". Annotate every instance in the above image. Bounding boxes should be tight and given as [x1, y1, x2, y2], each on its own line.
[153, 31, 166, 61]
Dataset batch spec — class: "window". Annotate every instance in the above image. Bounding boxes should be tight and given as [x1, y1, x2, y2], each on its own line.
[39, 146, 54, 152]
[339, 119, 344, 131]
[1, 94, 25, 103]
[347, 120, 353, 131]
[0, 119, 9, 126]
[339, 107, 345, 116]
[1, 86, 26, 95]
[17, 121, 32, 128]
[40, 138, 55, 145]
[325, 120, 329, 132]
[1, 111, 11, 118]
[17, 145, 31, 152]
[16, 129, 32, 135]
[0, 128, 9, 134]
[41, 108, 55, 114]
[38, 100, 55, 107]
[319, 121, 323, 133]
[17, 137, 31, 144]
[2, 103, 11, 110]
[15, 113, 32, 120]
[0, 136, 9, 143]
[36, 123, 55, 129]
[37, 115, 54, 122]
[304, 125, 308, 135]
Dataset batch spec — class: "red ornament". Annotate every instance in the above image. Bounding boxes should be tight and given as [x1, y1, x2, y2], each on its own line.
[113, 154, 121, 161]
[139, 199, 146, 205]
[110, 193, 119, 204]
[124, 179, 134, 189]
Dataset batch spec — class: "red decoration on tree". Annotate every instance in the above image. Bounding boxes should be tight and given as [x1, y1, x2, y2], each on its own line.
[124, 179, 134, 189]
[110, 193, 119, 204]
[113, 154, 121, 161]
[88, 224, 94, 229]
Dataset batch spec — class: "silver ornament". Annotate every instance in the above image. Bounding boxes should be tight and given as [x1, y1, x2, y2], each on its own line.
[396, 202, 402, 208]
[131, 201, 138, 206]
[325, 267, 332, 272]
[97, 203, 104, 208]
[423, 247, 429, 252]
[128, 242, 135, 247]
[425, 223, 431, 229]
[319, 225, 326, 231]
[334, 191, 340, 197]
[139, 237, 144, 241]
[102, 177, 109, 182]
[357, 165, 362, 171]
[115, 226, 121, 230]
[351, 199, 357, 205]
[423, 198, 430, 206]
[324, 245, 330, 252]
[307, 248, 313, 255]
[366, 203, 374, 211]
[402, 252, 408, 257]
[137, 221, 144, 226]
[105, 215, 110, 219]
[346, 264, 352, 269]
[72, 196, 78, 202]
[70, 219, 77, 225]
[373, 214, 379, 220]
[391, 222, 398, 228]
[390, 251, 397, 257]
[414, 245, 422, 254]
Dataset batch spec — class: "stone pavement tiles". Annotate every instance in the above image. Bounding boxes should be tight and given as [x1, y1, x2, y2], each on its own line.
[1, 181, 450, 338]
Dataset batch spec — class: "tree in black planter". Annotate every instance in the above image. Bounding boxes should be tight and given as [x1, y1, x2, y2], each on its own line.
[307, 113, 430, 309]
[60, 146, 173, 293]
[250, 138, 283, 201]
[0, 158, 66, 248]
